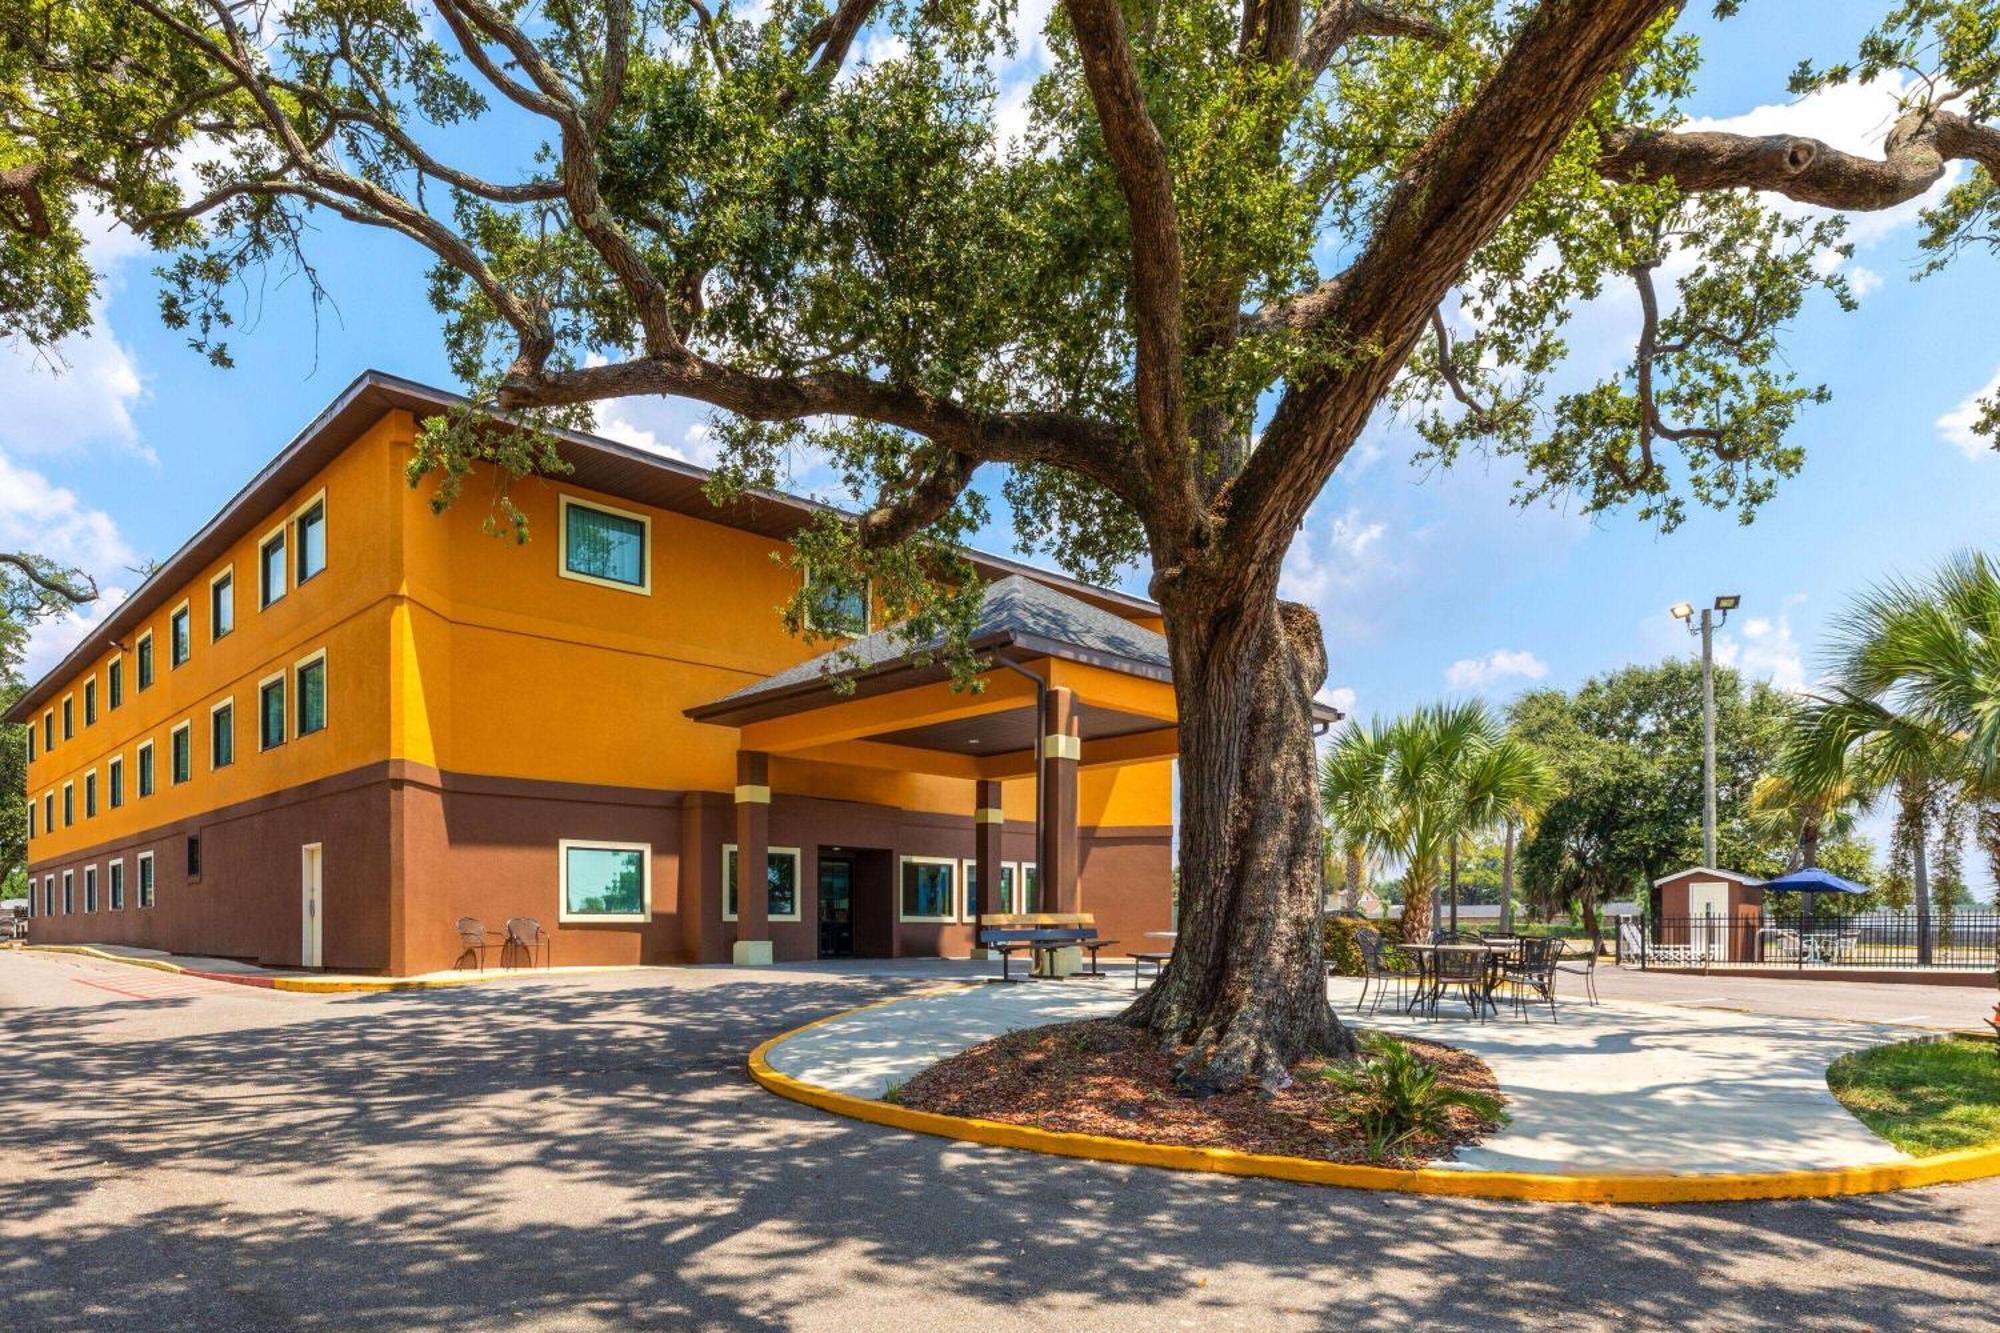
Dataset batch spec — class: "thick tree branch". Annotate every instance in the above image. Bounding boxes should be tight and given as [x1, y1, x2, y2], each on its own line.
[1222, 0, 1675, 601]
[1599, 109, 2000, 211]
[0, 161, 52, 236]
[0, 553, 98, 607]
[1063, 0, 1195, 534]
[776, 0, 882, 112]
[497, 356, 1145, 503]
[1239, 274, 1348, 335]
[856, 448, 981, 549]
[1299, 1, 1446, 76]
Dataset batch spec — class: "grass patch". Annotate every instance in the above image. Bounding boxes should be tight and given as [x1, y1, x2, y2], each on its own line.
[1826, 1037, 2000, 1156]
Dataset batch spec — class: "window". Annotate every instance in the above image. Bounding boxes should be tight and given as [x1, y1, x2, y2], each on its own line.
[260, 524, 288, 607]
[137, 630, 155, 690]
[109, 755, 124, 809]
[171, 720, 193, 785]
[295, 495, 327, 584]
[62, 870, 73, 915]
[210, 700, 235, 769]
[804, 568, 870, 637]
[170, 601, 192, 667]
[42, 709, 52, 751]
[558, 840, 651, 922]
[559, 496, 650, 593]
[721, 845, 802, 922]
[84, 677, 97, 725]
[137, 740, 155, 797]
[259, 673, 286, 749]
[187, 834, 202, 879]
[137, 852, 155, 908]
[84, 865, 97, 914]
[108, 655, 123, 709]
[26, 802, 34, 840]
[62, 693, 74, 739]
[62, 781, 73, 827]
[295, 652, 327, 736]
[960, 860, 1016, 923]
[43, 876, 54, 917]
[84, 770, 97, 818]
[110, 859, 125, 911]
[210, 567, 235, 640]
[25, 723, 32, 763]
[899, 856, 957, 922]
[1020, 862, 1039, 913]
[42, 791, 52, 832]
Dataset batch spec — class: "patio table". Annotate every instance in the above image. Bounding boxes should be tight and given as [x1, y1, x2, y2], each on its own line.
[1402, 942, 1511, 1018]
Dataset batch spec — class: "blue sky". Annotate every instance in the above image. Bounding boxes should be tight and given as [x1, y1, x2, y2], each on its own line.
[4, 3, 1995, 888]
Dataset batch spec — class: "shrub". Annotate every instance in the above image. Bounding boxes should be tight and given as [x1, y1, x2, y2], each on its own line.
[1320, 1034, 1509, 1161]
[1322, 914, 1372, 977]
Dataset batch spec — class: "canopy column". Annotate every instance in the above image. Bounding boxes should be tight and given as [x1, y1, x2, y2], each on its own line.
[733, 750, 772, 965]
[1040, 687, 1081, 914]
[972, 778, 1004, 958]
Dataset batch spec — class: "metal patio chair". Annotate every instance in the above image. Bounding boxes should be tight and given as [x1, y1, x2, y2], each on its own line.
[505, 917, 552, 970]
[455, 917, 501, 971]
[1352, 928, 1415, 1017]
[1554, 937, 1601, 1005]
[1503, 936, 1562, 1021]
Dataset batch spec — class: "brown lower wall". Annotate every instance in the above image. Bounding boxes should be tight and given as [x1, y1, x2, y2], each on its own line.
[24, 762, 1175, 974]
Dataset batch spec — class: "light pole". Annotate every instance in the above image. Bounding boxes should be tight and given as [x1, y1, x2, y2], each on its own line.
[1671, 595, 1740, 869]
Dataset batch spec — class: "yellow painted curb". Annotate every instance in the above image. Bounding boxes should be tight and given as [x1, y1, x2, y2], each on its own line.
[16, 944, 641, 993]
[747, 993, 2000, 1206]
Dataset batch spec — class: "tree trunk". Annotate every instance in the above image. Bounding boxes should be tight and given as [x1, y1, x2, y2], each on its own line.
[1499, 819, 1518, 932]
[1345, 847, 1365, 914]
[1447, 836, 1460, 934]
[1124, 596, 1356, 1092]
[1912, 813, 1933, 967]
[1399, 859, 1438, 945]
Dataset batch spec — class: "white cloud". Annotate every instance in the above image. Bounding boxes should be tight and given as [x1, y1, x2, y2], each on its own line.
[1280, 505, 1394, 610]
[1317, 685, 1357, 717]
[0, 450, 141, 678]
[1444, 649, 1548, 692]
[1714, 603, 1810, 693]
[1936, 364, 2000, 461]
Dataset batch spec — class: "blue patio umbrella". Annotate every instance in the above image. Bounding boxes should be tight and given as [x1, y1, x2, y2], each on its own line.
[1762, 868, 1871, 897]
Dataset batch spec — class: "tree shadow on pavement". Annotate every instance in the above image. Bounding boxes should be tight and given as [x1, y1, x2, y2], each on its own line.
[2, 968, 1996, 1331]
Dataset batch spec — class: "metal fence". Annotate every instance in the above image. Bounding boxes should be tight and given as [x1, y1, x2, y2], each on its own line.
[1616, 911, 2000, 972]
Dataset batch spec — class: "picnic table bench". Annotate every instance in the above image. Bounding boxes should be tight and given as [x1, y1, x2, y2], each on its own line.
[978, 914, 1117, 982]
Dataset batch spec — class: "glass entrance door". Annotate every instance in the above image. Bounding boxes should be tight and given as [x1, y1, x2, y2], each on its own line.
[818, 859, 854, 959]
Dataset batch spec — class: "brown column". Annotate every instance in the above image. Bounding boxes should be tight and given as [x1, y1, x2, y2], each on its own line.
[1040, 687, 1081, 915]
[973, 777, 1004, 956]
[733, 750, 772, 965]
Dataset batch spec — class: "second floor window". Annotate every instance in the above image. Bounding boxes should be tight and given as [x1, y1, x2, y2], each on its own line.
[260, 675, 286, 749]
[109, 756, 124, 808]
[84, 771, 97, 818]
[296, 656, 327, 736]
[561, 497, 649, 592]
[137, 742, 155, 797]
[62, 783, 73, 826]
[170, 603, 192, 667]
[212, 702, 235, 769]
[171, 723, 193, 784]
[137, 632, 155, 689]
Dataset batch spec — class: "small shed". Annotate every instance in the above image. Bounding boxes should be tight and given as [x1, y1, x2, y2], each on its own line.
[1652, 867, 1765, 963]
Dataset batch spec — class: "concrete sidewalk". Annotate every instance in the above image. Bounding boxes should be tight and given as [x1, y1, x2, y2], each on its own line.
[17, 942, 649, 992]
[762, 979, 1915, 1176]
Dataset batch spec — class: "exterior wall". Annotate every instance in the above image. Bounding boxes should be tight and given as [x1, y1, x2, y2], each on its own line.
[1656, 872, 1764, 963]
[19, 404, 1177, 970]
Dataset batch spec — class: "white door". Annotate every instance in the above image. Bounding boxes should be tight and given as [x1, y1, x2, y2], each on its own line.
[301, 843, 324, 968]
[1688, 881, 1729, 960]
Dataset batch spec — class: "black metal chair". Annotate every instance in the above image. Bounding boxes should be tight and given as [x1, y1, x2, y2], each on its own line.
[1503, 936, 1563, 1021]
[1352, 928, 1415, 1017]
[1427, 946, 1489, 1021]
[1554, 937, 1601, 1005]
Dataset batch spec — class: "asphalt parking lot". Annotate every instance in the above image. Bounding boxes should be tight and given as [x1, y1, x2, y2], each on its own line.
[3, 950, 1996, 1331]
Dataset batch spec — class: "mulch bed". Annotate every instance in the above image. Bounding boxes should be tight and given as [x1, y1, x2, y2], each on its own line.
[894, 1019, 1504, 1166]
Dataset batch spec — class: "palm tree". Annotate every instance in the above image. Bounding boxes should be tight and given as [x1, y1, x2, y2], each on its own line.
[1788, 551, 2000, 963]
[1320, 701, 1557, 944]
[1746, 766, 1861, 871]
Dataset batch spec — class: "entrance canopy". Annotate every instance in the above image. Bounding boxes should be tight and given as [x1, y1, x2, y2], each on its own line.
[687, 575, 1339, 780]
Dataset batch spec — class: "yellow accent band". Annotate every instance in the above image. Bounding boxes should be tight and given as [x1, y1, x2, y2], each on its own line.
[734, 784, 772, 804]
[974, 807, 1006, 824]
[746, 993, 2000, 1206]
[1041, 734, 1082, 761]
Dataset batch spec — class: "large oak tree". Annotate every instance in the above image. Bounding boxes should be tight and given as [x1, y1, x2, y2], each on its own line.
[4, 0, 1996, 1088]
